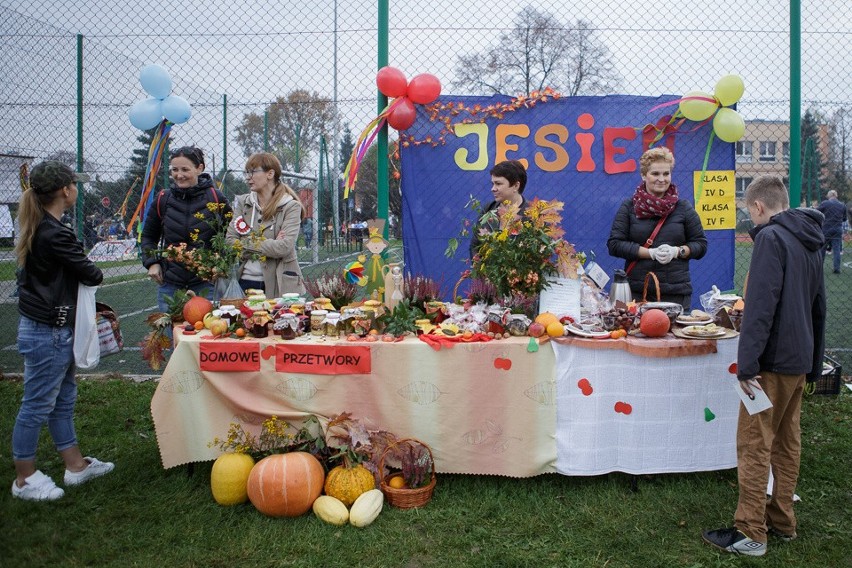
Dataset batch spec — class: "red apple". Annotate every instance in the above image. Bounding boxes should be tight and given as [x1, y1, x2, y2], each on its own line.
[528, 322, 546, 338]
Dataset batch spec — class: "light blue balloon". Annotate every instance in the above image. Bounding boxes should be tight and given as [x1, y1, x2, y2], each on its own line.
[128, 98, 163, 130]
[161, 95, 192, 124]
[139, 64, 173, 99]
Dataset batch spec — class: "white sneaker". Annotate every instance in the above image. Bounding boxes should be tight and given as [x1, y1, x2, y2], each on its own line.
[64, 457, 115, 486]
[11, 470, 64, 501]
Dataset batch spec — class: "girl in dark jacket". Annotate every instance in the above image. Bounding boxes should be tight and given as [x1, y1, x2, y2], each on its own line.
[12, 161, 113, 501]
[607, 147, 708, 309]
[140, 146, 231, 311]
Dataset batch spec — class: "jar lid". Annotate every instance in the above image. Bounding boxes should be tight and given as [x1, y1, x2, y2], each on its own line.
[312, 309, 329, 316]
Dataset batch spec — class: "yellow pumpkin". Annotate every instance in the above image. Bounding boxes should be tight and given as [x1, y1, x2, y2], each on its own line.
[324, 464, 376, 507]
[210, 452, 255, 506]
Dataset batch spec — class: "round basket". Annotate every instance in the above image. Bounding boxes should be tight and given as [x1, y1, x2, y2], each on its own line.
[378, 438, 437, 509]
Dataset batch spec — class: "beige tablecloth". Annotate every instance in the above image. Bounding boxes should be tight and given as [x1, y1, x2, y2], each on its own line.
[152, 333, 557, 476]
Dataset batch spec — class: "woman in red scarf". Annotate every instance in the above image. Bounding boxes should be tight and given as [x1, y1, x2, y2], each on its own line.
[607, 147, 707, 309]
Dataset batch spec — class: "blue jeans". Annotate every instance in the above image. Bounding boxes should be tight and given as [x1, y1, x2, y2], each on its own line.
[822, 235, 842, 272]
[12, 316, 77, 461]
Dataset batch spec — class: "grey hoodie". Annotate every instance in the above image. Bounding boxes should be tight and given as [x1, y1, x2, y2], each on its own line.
[737, 207, 826, 382]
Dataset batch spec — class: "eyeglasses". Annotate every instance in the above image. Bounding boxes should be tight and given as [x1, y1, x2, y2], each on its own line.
[242, 168, 265, 177]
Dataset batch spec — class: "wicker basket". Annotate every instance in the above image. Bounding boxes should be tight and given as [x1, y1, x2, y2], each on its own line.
[217, 298, 245, 310]
[378, 438, 436, 509]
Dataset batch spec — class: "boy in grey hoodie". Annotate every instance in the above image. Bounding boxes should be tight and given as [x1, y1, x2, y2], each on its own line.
[703, 175, 826, 557]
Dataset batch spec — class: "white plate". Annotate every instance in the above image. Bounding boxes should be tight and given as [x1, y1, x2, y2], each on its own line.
[676, 317, 714, 326]
[681, 325, 727, 338]
[566, 325, 611, 338]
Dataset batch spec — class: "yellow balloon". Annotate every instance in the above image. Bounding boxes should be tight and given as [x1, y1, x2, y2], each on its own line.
[679, 91, 719, 121]
[713, 108, 745, 142]
[714, 74, 745, 107]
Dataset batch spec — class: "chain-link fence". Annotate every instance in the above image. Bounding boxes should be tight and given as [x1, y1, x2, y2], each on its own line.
[1, 0, 849, 376]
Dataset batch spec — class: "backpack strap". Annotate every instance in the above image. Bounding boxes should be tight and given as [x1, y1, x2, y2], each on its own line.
[155, 190, 167, 221]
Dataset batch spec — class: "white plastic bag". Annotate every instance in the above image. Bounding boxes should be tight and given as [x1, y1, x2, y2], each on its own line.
[73, 284, 100, 369]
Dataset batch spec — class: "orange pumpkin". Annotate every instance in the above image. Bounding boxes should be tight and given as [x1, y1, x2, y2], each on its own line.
[324, 464, 376, 507]
[639, 308, 670, 337]
[183, 295, 213, 325]
[246, 452, 325, 517]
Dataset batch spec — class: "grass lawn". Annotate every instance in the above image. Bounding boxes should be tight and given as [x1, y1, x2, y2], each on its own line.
[0, 378, 849, 567]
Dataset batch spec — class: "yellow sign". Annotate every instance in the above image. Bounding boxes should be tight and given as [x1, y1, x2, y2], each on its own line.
[693, 170, 736, 230]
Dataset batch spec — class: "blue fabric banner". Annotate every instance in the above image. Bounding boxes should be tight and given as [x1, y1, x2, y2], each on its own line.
[400, 94, 735, 307]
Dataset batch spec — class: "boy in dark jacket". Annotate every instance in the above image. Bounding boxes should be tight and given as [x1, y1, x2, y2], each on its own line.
[703, 175, 826, 556]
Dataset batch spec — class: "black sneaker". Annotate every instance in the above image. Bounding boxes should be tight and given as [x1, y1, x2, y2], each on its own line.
[702, 527, 767, 556]
[767, 526, 797, 542]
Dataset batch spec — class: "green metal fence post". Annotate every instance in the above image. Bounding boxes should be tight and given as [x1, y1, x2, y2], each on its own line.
[223, 94, 228, 175]
[76, 33, 84, 239]
[264, 110, 269, 152]
[377, 0, 389, 238]
[789, 0, 802, 206]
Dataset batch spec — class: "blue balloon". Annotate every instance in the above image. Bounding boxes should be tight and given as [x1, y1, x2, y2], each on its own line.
[128, 98, 163, 130]
[161, 95, 192, 124]
[139, 64, 173, 99]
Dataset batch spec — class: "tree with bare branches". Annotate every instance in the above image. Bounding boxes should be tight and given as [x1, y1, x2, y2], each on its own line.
[235, 89, 334, 173]
[453, 6, 619, 97]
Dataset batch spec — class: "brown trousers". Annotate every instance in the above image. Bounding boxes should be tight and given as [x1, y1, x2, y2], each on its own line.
[734, 371, 805, 543]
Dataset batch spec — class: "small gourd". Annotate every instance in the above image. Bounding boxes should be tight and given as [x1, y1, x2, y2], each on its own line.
[324, 463, 376, 507]
[349, 489, 384, 527]
[312, 495, 350, 526]
[210, 452, 255, 506]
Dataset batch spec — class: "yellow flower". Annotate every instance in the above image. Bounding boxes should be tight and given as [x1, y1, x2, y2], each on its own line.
[193, 212, 205, 220]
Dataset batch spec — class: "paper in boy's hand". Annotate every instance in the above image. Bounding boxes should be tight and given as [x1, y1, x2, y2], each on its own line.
[734, 381, 773, 415]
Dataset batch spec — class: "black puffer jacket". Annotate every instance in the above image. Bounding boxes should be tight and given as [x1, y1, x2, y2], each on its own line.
[607, 198, 708, 297]
[737, 208, 826, 382]
[18, 214, 103, 327]
[140, 173, 231, 288]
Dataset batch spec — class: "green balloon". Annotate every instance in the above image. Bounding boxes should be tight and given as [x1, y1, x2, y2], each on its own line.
[679, 91, 718, 121]
[714, 74, 745, 107]
[713, 108, 746, 143]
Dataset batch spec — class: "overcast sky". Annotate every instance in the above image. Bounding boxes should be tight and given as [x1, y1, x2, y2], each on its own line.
[1, 0, 850, 179]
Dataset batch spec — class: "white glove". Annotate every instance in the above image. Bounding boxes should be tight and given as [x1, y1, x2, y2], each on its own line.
[649, 244, 676, 265]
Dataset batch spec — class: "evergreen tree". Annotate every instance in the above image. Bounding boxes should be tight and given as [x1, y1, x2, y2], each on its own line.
[800, 108, 827, 204]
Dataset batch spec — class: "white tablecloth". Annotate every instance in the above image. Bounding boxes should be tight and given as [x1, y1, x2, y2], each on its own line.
[553, 338, 739, 475]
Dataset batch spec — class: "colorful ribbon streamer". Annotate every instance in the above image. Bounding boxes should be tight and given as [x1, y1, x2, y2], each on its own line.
[127, 119, 172, 232]
[342, 98, 406, 199]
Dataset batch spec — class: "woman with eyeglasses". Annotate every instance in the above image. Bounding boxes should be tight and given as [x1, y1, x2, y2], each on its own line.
[140, 146, 231, 311]
[225, 152, 306, 296]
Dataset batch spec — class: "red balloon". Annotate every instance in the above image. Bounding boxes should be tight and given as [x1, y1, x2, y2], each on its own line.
[376, 66, 408, 98]
[386, 98, 416, 130]
[407, 73, 441, 105]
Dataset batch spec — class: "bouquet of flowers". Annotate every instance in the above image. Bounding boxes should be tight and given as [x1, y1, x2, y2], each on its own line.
[446, 197, 584, 300]
[160, 202, 264, 283]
